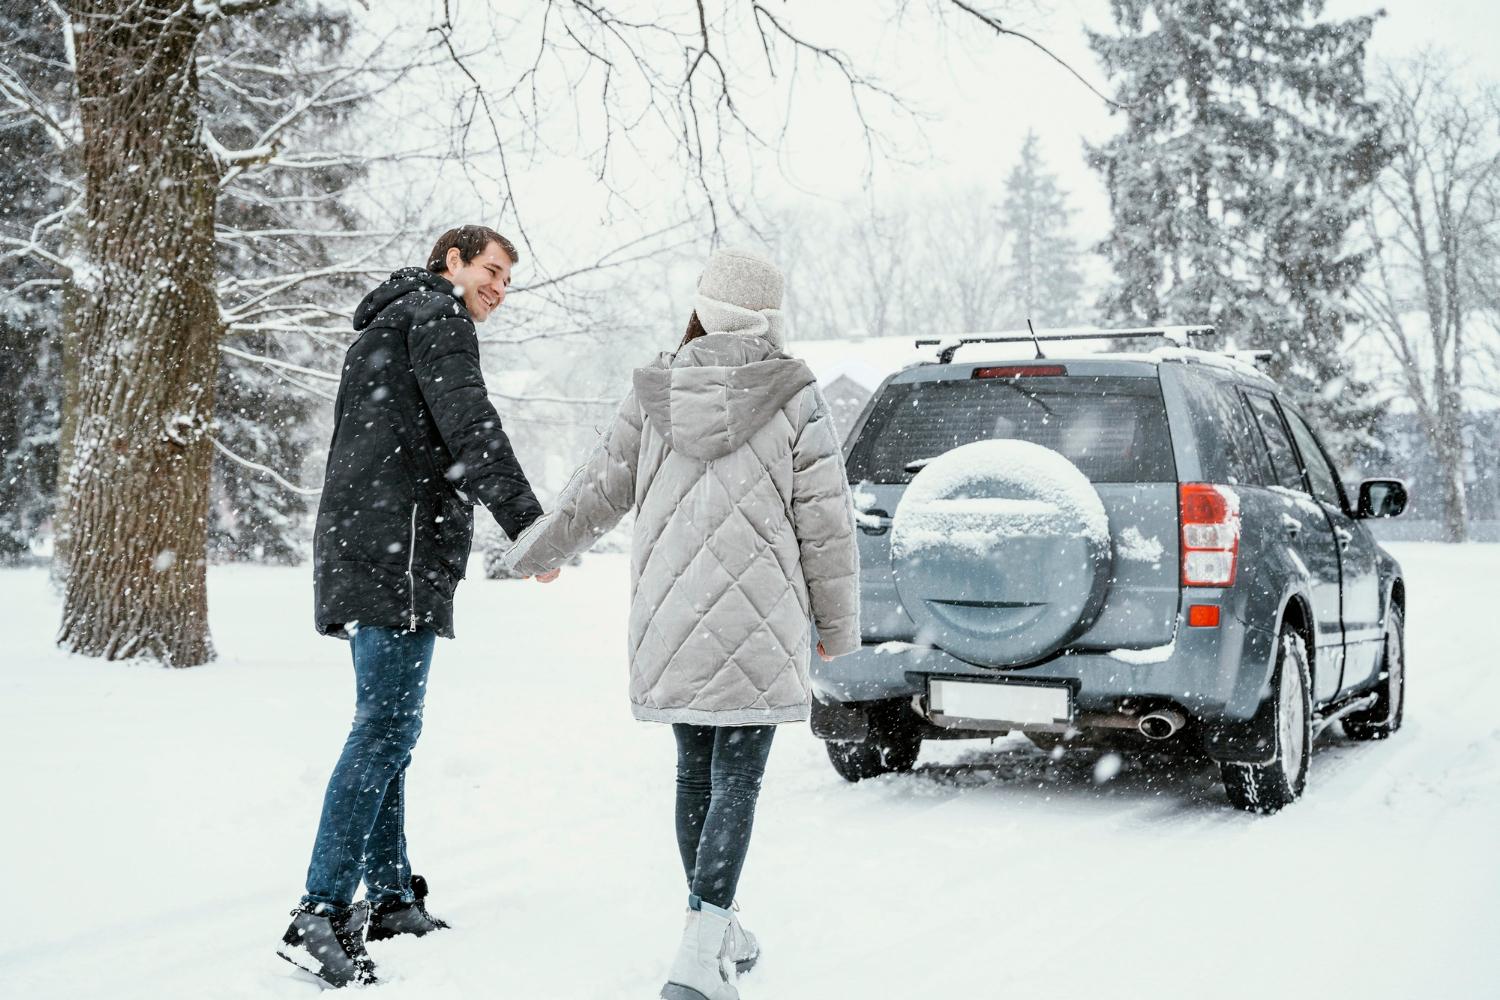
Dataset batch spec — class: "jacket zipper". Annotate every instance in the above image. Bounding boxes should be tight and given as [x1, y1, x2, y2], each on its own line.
[406, 502, 419, 631]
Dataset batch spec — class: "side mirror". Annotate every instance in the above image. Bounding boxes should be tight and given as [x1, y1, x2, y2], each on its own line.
[1357, 479, 1408, 519]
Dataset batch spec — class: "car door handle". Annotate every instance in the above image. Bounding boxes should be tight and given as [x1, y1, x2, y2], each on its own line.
[1280, 513, 1301, 537]
[857, 509, 892, 535]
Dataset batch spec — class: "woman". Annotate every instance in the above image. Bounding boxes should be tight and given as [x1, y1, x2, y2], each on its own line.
[504, 248, 860, 999]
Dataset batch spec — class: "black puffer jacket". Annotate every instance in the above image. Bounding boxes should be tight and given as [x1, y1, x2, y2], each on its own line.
[313, 268, 542, 638]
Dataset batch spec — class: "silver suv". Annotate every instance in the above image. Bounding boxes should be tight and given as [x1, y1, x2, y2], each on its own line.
[811, 332, 1410, 813]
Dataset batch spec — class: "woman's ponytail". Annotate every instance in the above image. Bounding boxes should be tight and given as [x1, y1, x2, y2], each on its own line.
[679, 311, 707, 348]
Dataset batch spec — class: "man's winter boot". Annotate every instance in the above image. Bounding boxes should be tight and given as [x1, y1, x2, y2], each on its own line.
[723, 902, 760, 975]
[276, 901, 379, 988]
[661, 896, 739, 1000]
[368, 874, 451, 942]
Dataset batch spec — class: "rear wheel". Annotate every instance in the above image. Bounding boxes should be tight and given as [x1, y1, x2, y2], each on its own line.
[1342, 606, 1405, 741]
[1221, 627, 1312, 814]
[825, 704, 922, 782]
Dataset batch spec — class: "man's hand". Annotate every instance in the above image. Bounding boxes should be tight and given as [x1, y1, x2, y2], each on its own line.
[534, 568, 561, 584]
[817, 640, 833, 662]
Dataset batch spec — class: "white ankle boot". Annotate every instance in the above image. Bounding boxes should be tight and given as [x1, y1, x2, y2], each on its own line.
[661, 898, 739, 1000]
[723, 904, 759, 974]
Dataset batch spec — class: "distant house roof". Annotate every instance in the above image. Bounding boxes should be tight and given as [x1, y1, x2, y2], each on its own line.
[814, 360, 887, 393]
[823, 372, 876, 397]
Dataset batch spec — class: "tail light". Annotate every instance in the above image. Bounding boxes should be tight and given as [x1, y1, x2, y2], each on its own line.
[1179, 483, 1240, 587]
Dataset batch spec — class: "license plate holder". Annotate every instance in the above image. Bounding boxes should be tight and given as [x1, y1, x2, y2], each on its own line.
[928, 677, 1074, 732]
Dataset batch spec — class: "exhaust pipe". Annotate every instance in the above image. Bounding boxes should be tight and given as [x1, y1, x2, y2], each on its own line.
[1138, 709, 1186, 741]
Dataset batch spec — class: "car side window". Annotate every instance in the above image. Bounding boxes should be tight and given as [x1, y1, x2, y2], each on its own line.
[1283, 408, 1348, 512]
[1174, 371, 1262, 486]
[1232, 393, 1273, 487]
[1243, 391, 1306, 492]
[1220, 385, 1271, 486]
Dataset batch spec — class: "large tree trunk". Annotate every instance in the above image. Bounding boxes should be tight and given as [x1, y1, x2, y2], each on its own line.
[57, 2, 221, 666]
[1435, 390, 1470, 544]
[1438, 459, 1470, 544]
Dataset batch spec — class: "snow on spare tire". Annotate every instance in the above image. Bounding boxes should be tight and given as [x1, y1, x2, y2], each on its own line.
[890, 440, 1114, 668]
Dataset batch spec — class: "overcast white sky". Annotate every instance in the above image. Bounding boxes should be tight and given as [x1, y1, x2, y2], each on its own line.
[766, 0, 1500, 238]
[379, 1, 1499, 282]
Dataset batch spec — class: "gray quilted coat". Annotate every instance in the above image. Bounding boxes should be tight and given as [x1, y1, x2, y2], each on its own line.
[503, 332, 861, 725]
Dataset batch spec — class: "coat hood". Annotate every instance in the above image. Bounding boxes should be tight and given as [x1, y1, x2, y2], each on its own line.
[632, 333, 816, 461]
[353, 267, 463, 330]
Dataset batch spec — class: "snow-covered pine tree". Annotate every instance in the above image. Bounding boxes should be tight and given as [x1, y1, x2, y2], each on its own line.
[1087, 0, 1389, 459]
[998, 130, 1085, 328]
[0, 3, 71, 563]
[201, 6, 373, 564]
[0, 318, 60, 562]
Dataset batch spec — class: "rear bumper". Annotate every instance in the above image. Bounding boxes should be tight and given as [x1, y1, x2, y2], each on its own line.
[810, 613, 1281, 763]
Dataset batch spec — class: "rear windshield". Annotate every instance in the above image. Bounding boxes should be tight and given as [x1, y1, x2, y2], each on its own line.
[847, 374, 1176, 484]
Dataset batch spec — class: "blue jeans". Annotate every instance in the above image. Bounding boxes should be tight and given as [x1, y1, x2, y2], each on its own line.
[673, 724, 776, 909]
[302, 626, 435, 913]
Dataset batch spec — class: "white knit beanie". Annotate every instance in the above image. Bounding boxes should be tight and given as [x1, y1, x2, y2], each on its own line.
[693, 247, 787, 350]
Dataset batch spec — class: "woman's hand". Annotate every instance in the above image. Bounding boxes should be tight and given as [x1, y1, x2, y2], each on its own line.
[817, 640, 832, 662]
[534, 568, 561, 584]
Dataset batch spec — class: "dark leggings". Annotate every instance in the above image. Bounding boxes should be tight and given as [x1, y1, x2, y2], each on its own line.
[673, 724, 776, 909]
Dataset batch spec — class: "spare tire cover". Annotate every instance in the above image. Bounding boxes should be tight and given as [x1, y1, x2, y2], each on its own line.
[891, 439, 1113, 667]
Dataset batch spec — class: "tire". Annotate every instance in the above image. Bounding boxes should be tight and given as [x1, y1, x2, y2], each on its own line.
[1221, 627, 1312, 814]
[891, 440, 1112, 668]
[824, 704, 922, 782]
[1342, 606, 1405, 741]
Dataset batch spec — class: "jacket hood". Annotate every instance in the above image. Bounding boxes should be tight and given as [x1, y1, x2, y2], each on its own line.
[632, 333, 816, 461]
[353, 267, 462, 330]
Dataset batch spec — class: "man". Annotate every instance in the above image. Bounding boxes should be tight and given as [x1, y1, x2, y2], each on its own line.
[277, 225, 557, 987]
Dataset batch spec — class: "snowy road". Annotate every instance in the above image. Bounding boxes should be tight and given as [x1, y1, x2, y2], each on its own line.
[2, 543, 1495, 999]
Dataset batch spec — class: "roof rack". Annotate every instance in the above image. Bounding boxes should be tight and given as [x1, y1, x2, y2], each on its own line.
[915, 325, 1217, 365]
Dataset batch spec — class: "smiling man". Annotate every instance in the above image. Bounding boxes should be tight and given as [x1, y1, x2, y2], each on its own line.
[278, 225, 554, 987]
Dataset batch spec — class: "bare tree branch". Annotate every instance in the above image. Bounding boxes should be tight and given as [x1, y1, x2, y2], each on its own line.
[209, 434, 322, 494]
[942, 0, 1131, 110]
[1352, 55, 1500, 539]
[218, 344, 341, 382]
[427, 0, 536, 256]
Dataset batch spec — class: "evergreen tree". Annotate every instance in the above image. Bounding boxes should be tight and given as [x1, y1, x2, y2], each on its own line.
[0, 319, 60, 561]
[0, 3, 71, 563]
[999, 131, 1085, 327]
[1087, 0, 1390, 458]
[201, 5, 370, 564]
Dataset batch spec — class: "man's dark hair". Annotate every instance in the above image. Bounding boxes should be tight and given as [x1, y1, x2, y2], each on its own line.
[426, 225, 519, 273]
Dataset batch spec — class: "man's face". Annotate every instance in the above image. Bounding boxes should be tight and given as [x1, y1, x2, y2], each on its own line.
[443, 241, 512, 323]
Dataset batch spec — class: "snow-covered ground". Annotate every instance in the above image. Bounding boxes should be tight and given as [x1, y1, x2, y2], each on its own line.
[2, 543, 1495, 999]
